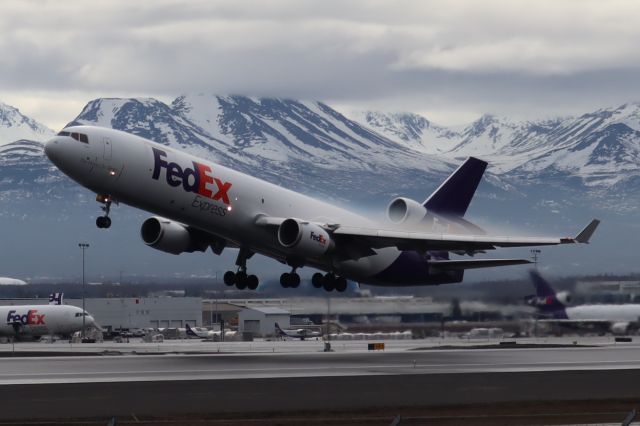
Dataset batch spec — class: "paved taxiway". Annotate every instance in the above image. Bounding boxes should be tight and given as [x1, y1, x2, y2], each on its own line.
[0, 340, 640, 422]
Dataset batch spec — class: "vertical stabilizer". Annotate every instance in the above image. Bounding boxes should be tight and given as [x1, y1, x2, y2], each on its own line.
[275, 322, 286, 337]
[423, 157, 487, 217]
[185, 323, 198, 338]
[530, 270, 557, 299]
[529, 270, 569, 319]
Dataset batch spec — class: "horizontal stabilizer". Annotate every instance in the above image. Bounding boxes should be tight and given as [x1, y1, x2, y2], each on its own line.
[429, 258, 531, 271]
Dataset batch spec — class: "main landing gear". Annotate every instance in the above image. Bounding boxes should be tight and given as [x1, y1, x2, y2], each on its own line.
[96, 194, 112, 229]
[312, 272, 347, 292]
[280, 269, 301, 288]
[223, 248, 259, 290]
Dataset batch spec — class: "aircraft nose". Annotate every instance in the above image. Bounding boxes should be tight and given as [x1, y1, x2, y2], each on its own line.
[44, 138, 59, 163]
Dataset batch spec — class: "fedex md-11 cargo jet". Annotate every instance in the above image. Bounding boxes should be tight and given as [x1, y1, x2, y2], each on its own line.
[0, 304, 95, 339]
[45, 126, 599, 292]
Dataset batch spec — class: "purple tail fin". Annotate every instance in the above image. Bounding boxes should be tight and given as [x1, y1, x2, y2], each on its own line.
[423, 157, 487, 217]
[528, 270, 568, 319]
[185, 323, 198, 337]
[530, 270, 557, 298]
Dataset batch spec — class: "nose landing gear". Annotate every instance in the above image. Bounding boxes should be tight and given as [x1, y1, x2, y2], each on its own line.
[96, 194, 113, 229]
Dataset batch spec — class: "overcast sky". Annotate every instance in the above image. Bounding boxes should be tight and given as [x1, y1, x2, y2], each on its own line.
[2, 0, 640, 130]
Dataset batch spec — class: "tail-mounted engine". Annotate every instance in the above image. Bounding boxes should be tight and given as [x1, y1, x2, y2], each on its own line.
[387, 197, 427, 226]
[555, 291, 572, 305]
[277, 218, 334, 258]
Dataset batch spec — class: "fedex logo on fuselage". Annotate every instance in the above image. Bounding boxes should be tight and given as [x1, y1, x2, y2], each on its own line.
[151, 148, 232, 205]
[7, 310, 45, 325]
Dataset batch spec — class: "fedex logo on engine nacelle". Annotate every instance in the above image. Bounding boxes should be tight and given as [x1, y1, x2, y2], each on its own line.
[151, 148, 232, 205]
[310, 232, 327, 245]
[6, 310, 45, 325]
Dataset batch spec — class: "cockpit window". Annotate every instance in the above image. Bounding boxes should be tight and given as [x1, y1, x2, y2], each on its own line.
[74, 312, 89, 317]
[67, 132, 89, 143]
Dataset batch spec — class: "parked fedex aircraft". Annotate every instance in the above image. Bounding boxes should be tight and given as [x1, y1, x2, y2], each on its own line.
[45, 126, 599, 291]
[185, 324, 236, 341]
[185, 323, 217, 339]
[275, 322, 321, 340]
[0, 304, 95, 339]
[528, 271, 640, 334]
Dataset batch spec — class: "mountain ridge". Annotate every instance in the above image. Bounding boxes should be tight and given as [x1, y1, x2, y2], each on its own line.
[2, 95, 640, 212]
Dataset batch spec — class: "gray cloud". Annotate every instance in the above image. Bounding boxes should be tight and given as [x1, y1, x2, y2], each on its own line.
[2, 0, 640, 128]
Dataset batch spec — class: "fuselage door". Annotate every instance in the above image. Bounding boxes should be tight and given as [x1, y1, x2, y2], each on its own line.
[103, 137, 112, 161]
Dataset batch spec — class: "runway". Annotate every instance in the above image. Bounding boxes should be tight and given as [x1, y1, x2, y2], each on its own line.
[1, 344, 640, 384]
[2, 342, 640, 423]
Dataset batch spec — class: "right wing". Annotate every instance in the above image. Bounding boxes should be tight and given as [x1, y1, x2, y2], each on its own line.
[332, 219, 600, 253]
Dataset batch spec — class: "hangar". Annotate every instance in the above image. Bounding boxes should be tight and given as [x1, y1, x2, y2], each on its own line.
[238, 306, 290, 337]
[63, 297, 203, 331]
[0, 296, 202, 332]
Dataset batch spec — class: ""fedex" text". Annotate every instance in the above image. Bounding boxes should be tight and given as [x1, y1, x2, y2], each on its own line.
[152, 148, 232, 205]
[7, 310, 45, 325]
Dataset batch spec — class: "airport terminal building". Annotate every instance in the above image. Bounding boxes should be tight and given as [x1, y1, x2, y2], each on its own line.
[64, 297, 202, 331]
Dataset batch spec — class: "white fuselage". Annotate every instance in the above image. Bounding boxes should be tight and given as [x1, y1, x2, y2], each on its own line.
[566, 304, 640, 323]
[45, 126, 424, 284]
[0, 305, 95, 337]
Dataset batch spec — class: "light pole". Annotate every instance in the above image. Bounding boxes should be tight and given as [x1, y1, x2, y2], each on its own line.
[78, 243, 90, 340]
[531, 249, 541, 266]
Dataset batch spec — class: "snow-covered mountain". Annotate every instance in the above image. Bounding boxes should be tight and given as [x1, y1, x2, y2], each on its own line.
[0, 103, 57, 204]
[349, 111, 461, 155]
[358, 103, 640, 194]
[67, 95, 456, 203]
[0, 102, 52, 147]
[0, 97, 638, 278]
[4, 96, 640, 209]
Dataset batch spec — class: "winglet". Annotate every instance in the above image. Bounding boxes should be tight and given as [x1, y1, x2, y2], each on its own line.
[575, 219, 600, 244]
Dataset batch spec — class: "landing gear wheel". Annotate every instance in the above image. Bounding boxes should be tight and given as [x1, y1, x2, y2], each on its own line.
[311, 273, 324, 288]
[290, 273, 301, 288]
[96, 216, 111, 229]
[96, 195, 113, 229]
[323, 273, 335, 292]
[335, 276, 347, 292]
[223, 271, 236, 286]
[247, 275, 259, 290]
[280, 273, 291, 288]
[235, 271, 248, 290]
